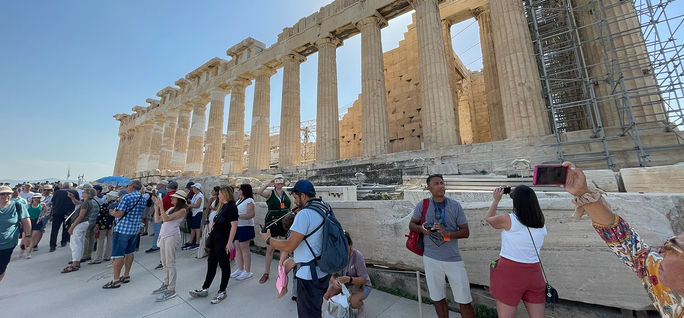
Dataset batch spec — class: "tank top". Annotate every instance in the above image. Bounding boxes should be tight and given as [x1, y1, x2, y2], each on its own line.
[236, 198, 255, 227]
[159, 207, 185, 238]
[28, 203, 42, 219]
[500, 213, 547, 263]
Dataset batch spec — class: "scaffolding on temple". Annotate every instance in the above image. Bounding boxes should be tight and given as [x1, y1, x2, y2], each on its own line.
[525, 0, 684, 169]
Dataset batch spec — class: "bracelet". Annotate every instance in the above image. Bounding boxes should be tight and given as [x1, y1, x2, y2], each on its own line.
[571, 188, 610, 220]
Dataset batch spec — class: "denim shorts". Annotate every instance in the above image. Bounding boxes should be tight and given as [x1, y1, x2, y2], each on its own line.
[111, 231, 138, 258]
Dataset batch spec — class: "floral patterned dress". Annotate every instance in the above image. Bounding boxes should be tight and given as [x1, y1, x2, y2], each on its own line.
[594, 215, 682, 317]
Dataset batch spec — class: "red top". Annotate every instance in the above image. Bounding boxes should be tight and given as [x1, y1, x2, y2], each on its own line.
[162, 190, 176, 212]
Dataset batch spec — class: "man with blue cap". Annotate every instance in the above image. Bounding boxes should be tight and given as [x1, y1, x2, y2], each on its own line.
[259, 179, 332, 318]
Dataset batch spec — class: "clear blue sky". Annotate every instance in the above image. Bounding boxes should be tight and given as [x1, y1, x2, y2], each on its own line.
[0, 1, 482, 181]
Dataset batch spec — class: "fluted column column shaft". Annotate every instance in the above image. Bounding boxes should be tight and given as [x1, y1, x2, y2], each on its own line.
[122, 131, 135, 175]
[315, 36, 341, 162]
[490, 0, 550, 138]
[170, 105, 192, 171]
[158, 110, 178, 171]
[136, 123, 153, 173]
[113, 133, 125, 175]
[203, 89, 228, 175]
[248, 68, 276, 170]
[476, 9, 505, 141]
[358, 16, 390, 156]
[185, 101, 207, 175]
[279, 53, 306, 167]
[147, 116, 165, 171]
[223, 80, 250, 174]
[413, 0, 460, 148]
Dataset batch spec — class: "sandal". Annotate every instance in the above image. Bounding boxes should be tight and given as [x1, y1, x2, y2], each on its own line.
[61, 265, 79, 273]
[259, 273, 269, 284]
[102, 280, 121, 289]
[120, 276, 131, 283]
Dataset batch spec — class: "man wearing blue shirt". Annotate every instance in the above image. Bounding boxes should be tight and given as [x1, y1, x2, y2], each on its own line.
[103, 180, 147, 289]
[259, 180, 330, 318]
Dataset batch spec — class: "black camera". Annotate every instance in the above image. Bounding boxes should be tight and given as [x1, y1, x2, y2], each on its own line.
[423, 223, 437, 232]
[502, 186, 512, 194]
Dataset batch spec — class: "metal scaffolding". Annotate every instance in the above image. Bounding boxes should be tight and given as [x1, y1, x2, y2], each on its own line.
[525, 0, 684, 169]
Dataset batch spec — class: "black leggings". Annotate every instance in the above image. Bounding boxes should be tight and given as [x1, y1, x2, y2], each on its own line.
[202, 245, 231, 292]
[50, 216, 70, 248]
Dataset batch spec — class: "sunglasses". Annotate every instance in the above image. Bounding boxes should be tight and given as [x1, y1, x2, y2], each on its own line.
[659, 237, 683, 256]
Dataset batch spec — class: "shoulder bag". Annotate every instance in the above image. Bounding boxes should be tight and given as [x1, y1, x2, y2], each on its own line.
[405, 198, 429, 256]
[527, 227, 559, 303]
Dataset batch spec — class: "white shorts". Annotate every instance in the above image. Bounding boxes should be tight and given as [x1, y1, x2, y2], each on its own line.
[423, 256, 473, 303]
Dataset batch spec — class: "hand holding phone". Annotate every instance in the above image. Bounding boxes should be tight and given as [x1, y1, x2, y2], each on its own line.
[259, 224, 267, 234]
[533, 164, 568, 186]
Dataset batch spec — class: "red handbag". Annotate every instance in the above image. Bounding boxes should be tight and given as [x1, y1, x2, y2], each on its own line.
[406, 198, 429, 256]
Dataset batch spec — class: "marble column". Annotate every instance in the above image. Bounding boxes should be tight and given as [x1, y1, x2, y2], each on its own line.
[574, 0, 664, 126]
[185, 100, 208, 175]
[158, 109, 178, 172]
[412, 0, 460, 148]
[147, 116, 165, 171]
[490, 0, 550, 138]
[113, 133, 125, 175]
[121, 130, 135, 176]
[475, 8, 505, 141]
[442, 19, 469, 143]
[315, 35, 342, 162]
[357, 16, 390, 156]
[223, 79, 250, 174]
[248, 67, 276, 170]
[203, 88, 229, 175]
[279, 53, 306, 167]
[136, 122, 153, 174]
[170, 104, 193, 171]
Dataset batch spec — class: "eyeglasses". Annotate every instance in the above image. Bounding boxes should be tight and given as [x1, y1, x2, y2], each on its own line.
[0, 193, 10, 196]
[659, 237, 683, 256]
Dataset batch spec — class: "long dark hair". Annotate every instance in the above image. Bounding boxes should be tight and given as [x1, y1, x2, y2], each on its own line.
[170, 198, 187, 214]
[511, 185, 545, 228]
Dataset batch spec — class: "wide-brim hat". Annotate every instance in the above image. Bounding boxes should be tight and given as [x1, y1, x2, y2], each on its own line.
[42, 185, 53, 190]
[31, 193, 44, 199]
[191, 183, 202, 190]
[0, 186, 13, 194]
[171, 190, 188, 201]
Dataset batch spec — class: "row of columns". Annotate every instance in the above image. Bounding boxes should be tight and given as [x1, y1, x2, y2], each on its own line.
[115, 0, 557, 176]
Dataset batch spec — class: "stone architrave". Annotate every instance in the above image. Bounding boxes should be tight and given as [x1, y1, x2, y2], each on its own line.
[356, 15, 390, 157]
[223, 79, 251, 174]
[203, 88, 229, 175]
[248, 67, 277, 170]
[315, 35, 342, 162]
[279, 52, 306, 167]
[158, 109, 178, 172]
[475, 8, 505, 141]
[185, 100, 208, 175]
[147, 116, 165, 171]
[411, 0, 460, 148]
[490, 0, 550, 138]
[136, 122, 153, 174]
[170, 104, 193, 172]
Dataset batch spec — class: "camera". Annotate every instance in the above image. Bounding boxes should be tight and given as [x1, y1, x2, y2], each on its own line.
[502, 186, 512, 194]
[423, 223, 437, 232]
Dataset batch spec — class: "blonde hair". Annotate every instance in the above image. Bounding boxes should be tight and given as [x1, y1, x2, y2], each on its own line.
[217, 185, 235, 212]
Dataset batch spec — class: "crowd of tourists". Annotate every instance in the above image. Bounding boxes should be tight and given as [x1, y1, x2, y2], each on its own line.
[0, 161, 681, 317]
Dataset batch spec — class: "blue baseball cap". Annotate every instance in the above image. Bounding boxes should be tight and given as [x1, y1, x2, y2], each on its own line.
[288, 180, 315, 195]
[93, 185, 103, 192]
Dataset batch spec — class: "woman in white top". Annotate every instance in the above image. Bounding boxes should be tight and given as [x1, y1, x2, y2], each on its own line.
[198, 186, 221, 259]
[485, 185, 547, 318]
[231, 184, 255, 281]
[186, 183, 205, 250]
[151, 190, 188, 302]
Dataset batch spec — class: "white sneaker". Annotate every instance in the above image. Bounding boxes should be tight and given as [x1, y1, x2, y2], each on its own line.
[230, 269, 244, 278]
[236, 271, 253, 280]
[25, 253, 32, 259]
[210, 291, 227, 304]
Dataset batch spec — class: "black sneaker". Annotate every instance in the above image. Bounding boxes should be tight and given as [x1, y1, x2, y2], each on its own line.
[49, 247, 56, 252]
[155, 263, 163, 270]
[188, 244, 199, 251]
[145, 247, 160, 253]
[181, 243, 193, 250]
[60, 242, 67, 247]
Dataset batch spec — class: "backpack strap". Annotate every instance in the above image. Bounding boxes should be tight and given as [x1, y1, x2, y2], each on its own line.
[298, 200, 330, 285]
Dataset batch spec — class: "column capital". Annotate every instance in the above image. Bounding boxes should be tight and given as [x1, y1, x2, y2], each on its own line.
[472, 7, 488, 20]
[209, 87, 230, 100]
[230, 77, 251, 89]
[355, 14, 387, 30]
[281, 51, 306, 64]
[191, 99, 207, 111]
[315, 34, 342, 48]
[255, 66, 277, 78]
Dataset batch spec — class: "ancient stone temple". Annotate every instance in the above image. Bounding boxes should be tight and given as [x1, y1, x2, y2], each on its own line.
[112, 0, 682, 180]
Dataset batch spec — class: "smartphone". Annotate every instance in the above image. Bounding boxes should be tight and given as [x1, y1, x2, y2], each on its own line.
[533, 164, 568, 186]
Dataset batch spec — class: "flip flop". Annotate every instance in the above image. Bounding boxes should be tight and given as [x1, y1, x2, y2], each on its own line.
[102, 280, 121, 289]
[61, 265, 79, 273]
[120, 276, 131, 283]
[259, 273, 269, 284]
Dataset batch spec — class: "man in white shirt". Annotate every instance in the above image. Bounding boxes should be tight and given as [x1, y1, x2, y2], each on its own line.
[19, 184, 36, 202]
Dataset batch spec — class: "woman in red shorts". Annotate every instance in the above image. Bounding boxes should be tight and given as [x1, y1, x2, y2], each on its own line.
[485, 185, 547, 318]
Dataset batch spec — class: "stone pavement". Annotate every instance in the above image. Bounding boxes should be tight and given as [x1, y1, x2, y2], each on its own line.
[0, 229, 460, 318]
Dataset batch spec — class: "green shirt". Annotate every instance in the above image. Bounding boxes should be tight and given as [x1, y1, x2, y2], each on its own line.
[0, 201, 30, 250]
[28, 203, 43, 219]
